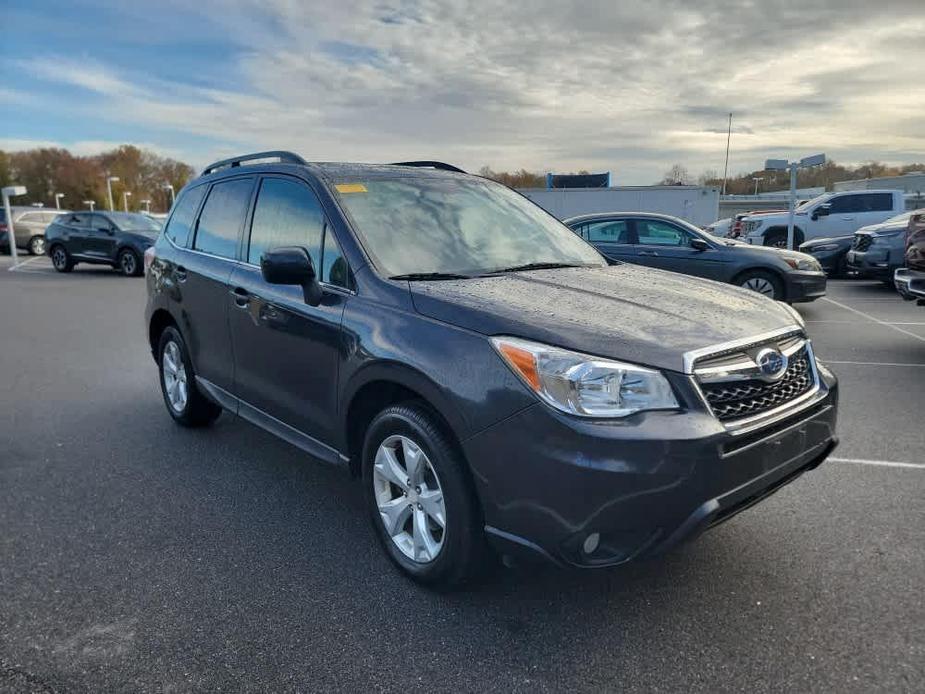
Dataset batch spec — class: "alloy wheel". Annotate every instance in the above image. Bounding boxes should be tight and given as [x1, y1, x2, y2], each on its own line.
[30, 237, 45, 255]
[161, 341, 188, 413]
[372, 434, 446, 563]
[52, 248, 67, 270]
[121, 251, 137, 275]
[741, 277, 776, 297]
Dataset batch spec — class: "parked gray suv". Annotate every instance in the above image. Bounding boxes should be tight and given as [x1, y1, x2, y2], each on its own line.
[145, 152, 839, 587]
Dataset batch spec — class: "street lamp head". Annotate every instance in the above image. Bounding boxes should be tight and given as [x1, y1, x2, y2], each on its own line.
[108, 175, 120, 183]
[2, 185, 28, 196]
[55, 192, 66, 199]
[163, 183, 174, 190]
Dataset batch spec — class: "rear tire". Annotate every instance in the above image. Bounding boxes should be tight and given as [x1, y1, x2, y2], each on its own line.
[50, 245, 74, 273]
[736, 270, 784, 301]
[28, 236, 46, 255]
[157, 326, 221, 427]
[362, 403, 486, 588]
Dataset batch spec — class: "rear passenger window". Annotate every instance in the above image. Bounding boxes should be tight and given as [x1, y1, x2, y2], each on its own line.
[321, 227, 349, 288]
[248, 178, 323, 267]
[63, 213, 90, 228]
[164, 184, 207, 247]
[194, 178, 255, 259]
[865, 193, 893, 212]
[586, 220, 629, 243]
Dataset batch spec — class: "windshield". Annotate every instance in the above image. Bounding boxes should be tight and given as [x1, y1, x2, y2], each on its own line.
[333, 176, 604, 277]
[106, 212, 162, 232]
[796, 193, 830, 211]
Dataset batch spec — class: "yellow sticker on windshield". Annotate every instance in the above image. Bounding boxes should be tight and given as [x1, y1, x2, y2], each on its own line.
[336, 183, 367, 193]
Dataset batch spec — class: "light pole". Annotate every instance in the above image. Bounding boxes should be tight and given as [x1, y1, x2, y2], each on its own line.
[751, 177, 764, 196]
[55, 192, 66, 210]
[140, 199, 151, 213]
[83, 200, 96, 211]
[123, 191, 132, 212]
[2, 185, 28, 266]
[163, 183, 175, 208]
[764, 154, 826, 250]
[106, 175, 120, 211]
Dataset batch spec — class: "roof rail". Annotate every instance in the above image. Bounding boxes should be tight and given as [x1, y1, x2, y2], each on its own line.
[391, 161, 467, 174]
[202, 151, 307, 176]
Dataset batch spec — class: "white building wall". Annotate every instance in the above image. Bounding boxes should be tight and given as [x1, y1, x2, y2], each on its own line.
[518, 186, 720, 226]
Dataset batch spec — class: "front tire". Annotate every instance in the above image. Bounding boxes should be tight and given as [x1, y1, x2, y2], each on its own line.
[117, 248, 142, 276]
[50, 245, 74, 273]
[737, 270, 784, 301]
[28, 236, 46, 255]
[158, 326, 221, 427]
[363, 403, 486, 587]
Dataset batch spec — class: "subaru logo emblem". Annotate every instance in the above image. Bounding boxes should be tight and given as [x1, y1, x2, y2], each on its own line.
[756, 348, 788, 380]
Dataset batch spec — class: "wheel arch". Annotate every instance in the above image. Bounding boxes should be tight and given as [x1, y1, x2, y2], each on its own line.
[763, 225, 805, 247]
[731, 266, 787, 297]
[148, 308, 178, 359]
[341, 363, 470, 478]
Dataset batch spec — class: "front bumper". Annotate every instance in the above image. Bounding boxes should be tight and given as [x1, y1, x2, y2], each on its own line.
[784, 271, 827, 303]
[465, 369, 838, 568]
[894, 268, 925, 303]
[847, 248, 896, 280]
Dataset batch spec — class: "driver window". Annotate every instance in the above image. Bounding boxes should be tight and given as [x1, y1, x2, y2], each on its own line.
[586, 220, 629, 243]
[636, 220, 692, 246]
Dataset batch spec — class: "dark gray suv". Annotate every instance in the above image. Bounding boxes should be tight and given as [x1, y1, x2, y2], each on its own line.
[145, 151, 839, 586]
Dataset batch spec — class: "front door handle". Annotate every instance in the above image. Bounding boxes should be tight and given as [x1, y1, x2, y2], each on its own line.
[841, 216, 855, 221]
[638, 250, 659, 257]
[231, 287, 250, 308]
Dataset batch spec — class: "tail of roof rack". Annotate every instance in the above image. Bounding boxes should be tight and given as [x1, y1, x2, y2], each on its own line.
[391, 161, 467, 174]
[202, 151, 307, 176]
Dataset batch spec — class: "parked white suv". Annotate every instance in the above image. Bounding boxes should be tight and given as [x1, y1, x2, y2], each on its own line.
[741, 189, 905, 248]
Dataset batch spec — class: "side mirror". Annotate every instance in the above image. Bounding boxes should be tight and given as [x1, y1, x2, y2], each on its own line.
[690, 238, 710, 251]
[99, 226, 114, 234]
[261, 246, 322, 306]
[812, 204, 831, 221]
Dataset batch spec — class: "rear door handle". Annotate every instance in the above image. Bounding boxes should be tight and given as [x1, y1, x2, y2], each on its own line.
[638, 250, 659, 257]
[231, 286, 250, 307]
[175, 266, 187, 282]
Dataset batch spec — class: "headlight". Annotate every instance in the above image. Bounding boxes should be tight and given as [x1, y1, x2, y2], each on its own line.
[872, 230, 903, 239]
[781, 303, 805, 328]
[783, 256, 822, 272]
[491, 336, 679, 418]
[808, 243, 839, 252]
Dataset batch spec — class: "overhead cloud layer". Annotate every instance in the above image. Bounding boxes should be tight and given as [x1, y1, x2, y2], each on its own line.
[4, 0, 924, 182]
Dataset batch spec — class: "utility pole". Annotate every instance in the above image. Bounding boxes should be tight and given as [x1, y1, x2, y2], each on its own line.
[721, 112, 732, 195]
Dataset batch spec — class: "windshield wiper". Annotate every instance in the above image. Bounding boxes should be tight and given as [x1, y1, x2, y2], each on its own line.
[486, 261, 588, 274]
[389, 272, 472, 281]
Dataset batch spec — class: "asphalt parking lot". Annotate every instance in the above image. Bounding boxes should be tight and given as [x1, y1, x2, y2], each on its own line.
[1, 255, 922, 693]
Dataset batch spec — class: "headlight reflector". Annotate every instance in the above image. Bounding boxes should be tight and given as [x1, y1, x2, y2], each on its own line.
[491, 337, 679, 418]
[783, 255, 822, 271]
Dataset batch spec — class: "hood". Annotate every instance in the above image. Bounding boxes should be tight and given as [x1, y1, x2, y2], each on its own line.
[802, 235, 853, 247]
[856, 219, 907, 235]
[410, 265, 797, 373]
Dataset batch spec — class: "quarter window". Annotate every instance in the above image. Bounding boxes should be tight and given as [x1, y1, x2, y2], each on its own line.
[321, 227, 349, 288]
[194, 178, 255, 259]
[247, 178, 323, 267]
[164, 184, 207, 247]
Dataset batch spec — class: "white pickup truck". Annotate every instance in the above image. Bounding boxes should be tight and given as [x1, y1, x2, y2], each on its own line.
[741, 189, 905, 248]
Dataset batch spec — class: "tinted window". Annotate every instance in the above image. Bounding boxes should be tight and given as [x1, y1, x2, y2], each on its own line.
[864, 193, 893, 212]
[19, 212, 42, 222]
[62, 213, 90, 228]
[585, 220, 630, 243]
[247, 178, 323, 266]
[105, 212, 161, 232]
[334, 177, 603, 277]
[637, 220, 694, 246]
[194, 178, 254, 259]
[321, 227, 349, 287]
[42, 212, 59, 223]
[89, 214, 114, 231]
[828, 195, 862, 214]
[164, 184, 207, 247]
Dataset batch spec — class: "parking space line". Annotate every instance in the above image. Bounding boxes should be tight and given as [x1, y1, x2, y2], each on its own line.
[832, 457, 925, 470]
[7, 256, 47, 272]
[820, 297, 925, 343]
[823, 360, 925, 367]
[807, 320, 925, 326]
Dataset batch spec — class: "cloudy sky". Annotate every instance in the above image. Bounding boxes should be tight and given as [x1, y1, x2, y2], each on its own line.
[2, 0, 924, 183]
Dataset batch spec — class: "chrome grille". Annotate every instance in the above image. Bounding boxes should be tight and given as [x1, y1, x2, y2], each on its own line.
[699, 347, 814, 422]
[692, 332, 818, 425]
[853, 234, 873, 252]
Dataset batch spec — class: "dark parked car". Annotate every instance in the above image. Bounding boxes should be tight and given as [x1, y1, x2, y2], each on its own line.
[799, 235, 854, 277]
[895, 209, 925, 304]
[146, 152, 838, 587]
[0, 206, 67, 255]
[847, 211, 912, 286]
[564, 212, 826, 302]
[44, 211, 162, 276]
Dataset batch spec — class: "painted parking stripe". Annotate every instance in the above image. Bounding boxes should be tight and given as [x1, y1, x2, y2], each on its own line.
[823, 360, 925, 367]
[820, 296, 925, 343]
[807, 320, 925, 326]
[831, 457, 925, 470]
[7, 256, 47, 272]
